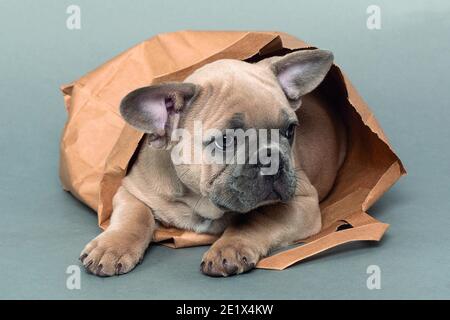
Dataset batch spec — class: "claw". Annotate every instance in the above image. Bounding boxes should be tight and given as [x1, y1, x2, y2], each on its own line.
[116, 263, 123, 275]
[79, 253, 88, 263]
[96, 264, 103, 275]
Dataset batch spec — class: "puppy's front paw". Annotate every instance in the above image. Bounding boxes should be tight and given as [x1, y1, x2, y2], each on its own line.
[79, 230, 147, 277]
[201, 239, 261, 277]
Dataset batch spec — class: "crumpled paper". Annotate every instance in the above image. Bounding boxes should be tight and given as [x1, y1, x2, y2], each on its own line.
[60, 31, 405, 270]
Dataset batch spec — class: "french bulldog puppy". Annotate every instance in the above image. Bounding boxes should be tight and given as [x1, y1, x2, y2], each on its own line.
[79, 49, 346, 277]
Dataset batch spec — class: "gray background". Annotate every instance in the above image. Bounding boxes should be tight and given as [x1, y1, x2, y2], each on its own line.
[0, 0, 449, 299]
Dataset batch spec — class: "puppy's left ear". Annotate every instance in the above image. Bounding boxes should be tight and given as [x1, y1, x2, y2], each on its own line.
[120, 82, 200, 149]
[271, 49, 334, 109]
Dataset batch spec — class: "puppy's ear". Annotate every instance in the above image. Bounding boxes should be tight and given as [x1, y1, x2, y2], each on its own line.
[271, 49, 333, 109]
[120, 82, 200, 149]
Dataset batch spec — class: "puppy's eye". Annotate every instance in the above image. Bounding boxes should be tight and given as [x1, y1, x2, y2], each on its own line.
[215, 134, 235, 150]
[284, 123, 297, 140]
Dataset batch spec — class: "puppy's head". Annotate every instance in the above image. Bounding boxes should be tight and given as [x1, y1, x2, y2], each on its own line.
[120, 49, 333, 214]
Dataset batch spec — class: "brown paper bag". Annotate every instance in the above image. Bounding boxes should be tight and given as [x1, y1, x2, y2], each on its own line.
[60, 30, 405, 270]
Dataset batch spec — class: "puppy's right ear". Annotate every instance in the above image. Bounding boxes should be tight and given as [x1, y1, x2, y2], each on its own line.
[120, 82, 200, 149]
[270, 49, 334, 110]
